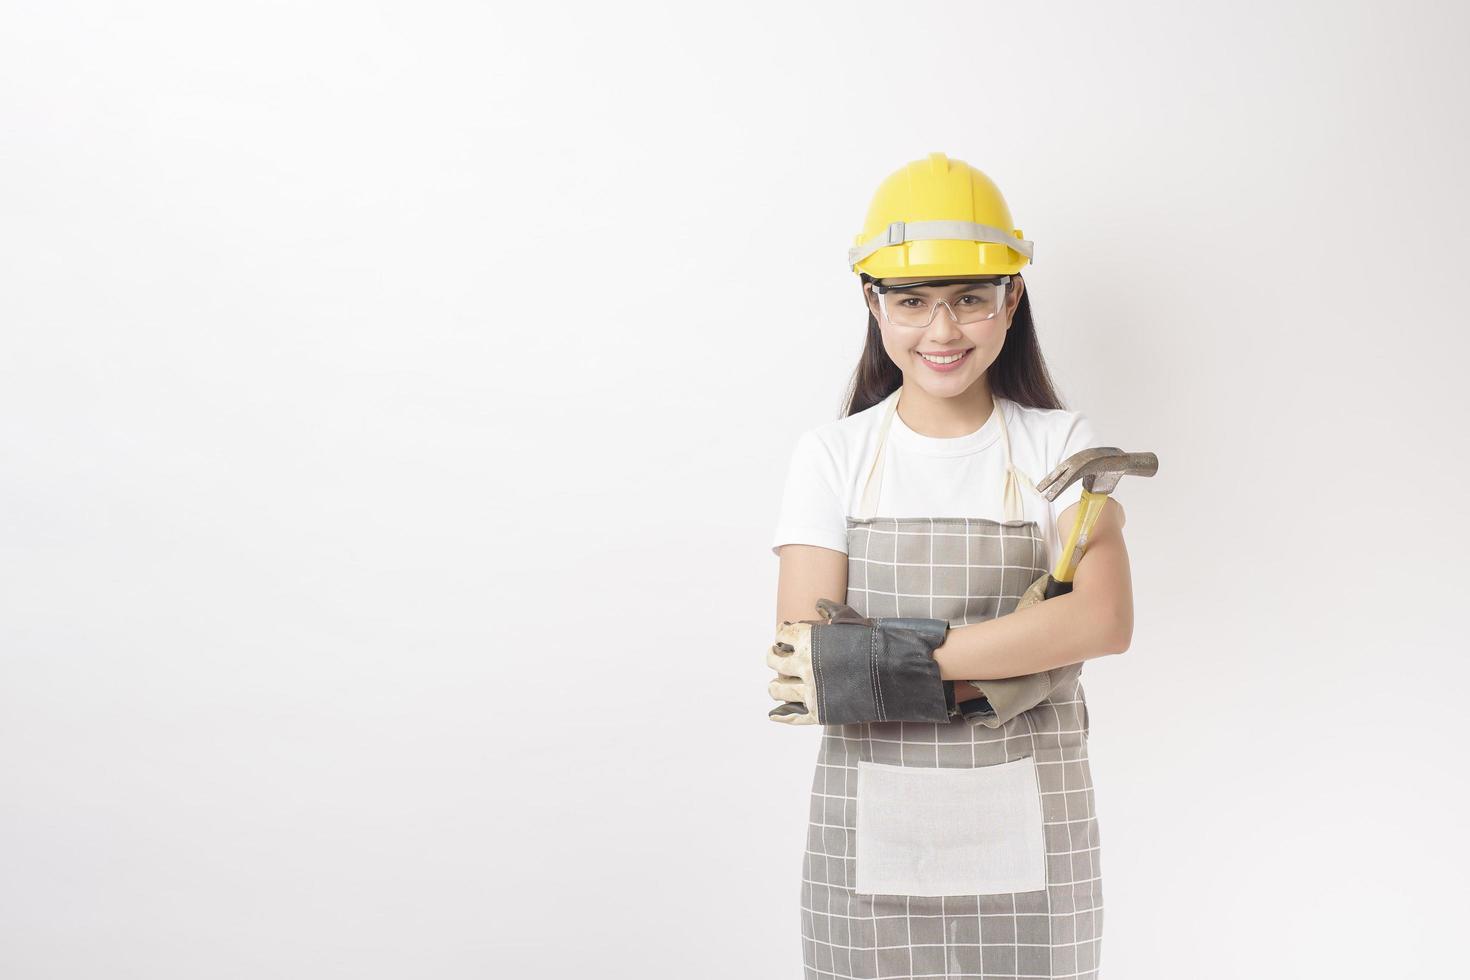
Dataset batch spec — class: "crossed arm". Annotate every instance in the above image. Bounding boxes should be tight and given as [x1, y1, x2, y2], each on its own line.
[774, 498, 1132, 689]
[934, 498, 1132, 681]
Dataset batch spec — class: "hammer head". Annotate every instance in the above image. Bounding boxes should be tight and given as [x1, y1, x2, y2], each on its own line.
[1033, 447, 1158, 500]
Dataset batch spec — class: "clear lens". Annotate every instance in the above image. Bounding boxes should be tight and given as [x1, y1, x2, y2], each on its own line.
[877, 281, 1007, 328]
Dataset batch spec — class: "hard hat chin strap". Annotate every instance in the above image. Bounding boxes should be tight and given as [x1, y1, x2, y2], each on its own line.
[848, 220, 1035, 268]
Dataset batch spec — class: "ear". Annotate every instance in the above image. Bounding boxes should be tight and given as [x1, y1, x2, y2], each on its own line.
[862, 281, 881, 318]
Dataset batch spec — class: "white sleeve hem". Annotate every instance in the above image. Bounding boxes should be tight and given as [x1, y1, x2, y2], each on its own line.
[771, 526, 849, 557]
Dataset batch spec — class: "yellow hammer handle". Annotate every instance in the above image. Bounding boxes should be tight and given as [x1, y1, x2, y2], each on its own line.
[1052, 488, 1110, 583]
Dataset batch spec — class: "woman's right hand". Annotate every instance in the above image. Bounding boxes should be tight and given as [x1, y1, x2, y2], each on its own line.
[766, 598, 956, 726]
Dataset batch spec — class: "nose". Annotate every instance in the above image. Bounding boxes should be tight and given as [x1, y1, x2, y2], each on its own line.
[925, 300, 965, 332]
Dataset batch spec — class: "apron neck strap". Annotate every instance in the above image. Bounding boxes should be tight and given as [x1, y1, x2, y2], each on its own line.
[856, 389, 1027, 522]
[995, 396, 1029, 523]
[856, 392, 901, 520]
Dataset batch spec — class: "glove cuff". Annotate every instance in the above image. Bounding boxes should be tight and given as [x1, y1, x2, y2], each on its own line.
[810, 618, 953, 725]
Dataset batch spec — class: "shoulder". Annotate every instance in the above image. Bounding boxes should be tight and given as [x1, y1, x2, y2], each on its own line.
[1001, 398, 1087, 436]
[778, 394, 892, 499]
[1005, 396, 1087, 431]
[999, 398, 1102, 467]
[799, 393, 891, 459]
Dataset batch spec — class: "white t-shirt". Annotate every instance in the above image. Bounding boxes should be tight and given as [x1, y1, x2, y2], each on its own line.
[770, 390, 1107, 570]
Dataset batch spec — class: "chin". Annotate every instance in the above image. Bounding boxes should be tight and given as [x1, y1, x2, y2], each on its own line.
[910, 371, 976, 392]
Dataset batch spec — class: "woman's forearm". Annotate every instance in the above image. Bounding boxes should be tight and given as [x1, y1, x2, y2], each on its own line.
[933, 589, 1128, 681]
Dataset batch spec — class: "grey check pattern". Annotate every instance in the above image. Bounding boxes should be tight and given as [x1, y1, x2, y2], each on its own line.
[800, 517, 1104, 979]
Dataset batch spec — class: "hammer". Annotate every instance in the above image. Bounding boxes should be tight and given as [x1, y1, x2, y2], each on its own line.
[949, 446, 1159, 727]
[1016, 446, 1158, 610]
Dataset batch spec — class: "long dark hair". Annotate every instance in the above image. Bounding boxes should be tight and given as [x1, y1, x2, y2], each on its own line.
[841, 276, 1065, 417]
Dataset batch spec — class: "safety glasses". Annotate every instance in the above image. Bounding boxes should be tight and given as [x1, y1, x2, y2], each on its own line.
[866, 276, 1011, 329]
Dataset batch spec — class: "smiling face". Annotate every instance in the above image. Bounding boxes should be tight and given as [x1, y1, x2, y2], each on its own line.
[863, 275, 1025, 397]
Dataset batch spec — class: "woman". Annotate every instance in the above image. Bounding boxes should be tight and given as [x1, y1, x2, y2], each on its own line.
[767, 152, 1133, 980]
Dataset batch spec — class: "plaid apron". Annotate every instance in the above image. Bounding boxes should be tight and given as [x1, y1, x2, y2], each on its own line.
[800, 393, 1104, 979]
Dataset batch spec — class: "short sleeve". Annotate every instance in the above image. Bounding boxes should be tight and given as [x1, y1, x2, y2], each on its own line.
[770, 429, 848, 556]
[1048, 411, 1107, 523]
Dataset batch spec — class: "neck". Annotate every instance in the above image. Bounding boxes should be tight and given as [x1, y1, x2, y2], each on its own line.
[896, 377, 997, 438]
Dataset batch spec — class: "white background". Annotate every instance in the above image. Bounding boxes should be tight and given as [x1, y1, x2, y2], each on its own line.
[3, 1, 1468, 977]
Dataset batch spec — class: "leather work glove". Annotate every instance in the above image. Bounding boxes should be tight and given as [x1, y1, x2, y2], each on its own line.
[766, 598, 957, 726]
[955, 663, 1082, 727]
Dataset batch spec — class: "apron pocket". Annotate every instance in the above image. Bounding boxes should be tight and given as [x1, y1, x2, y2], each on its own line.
[854, 757, 1047, 896]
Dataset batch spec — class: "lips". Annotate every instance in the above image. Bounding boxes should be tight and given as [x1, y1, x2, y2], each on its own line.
[917, 349, 972, 365]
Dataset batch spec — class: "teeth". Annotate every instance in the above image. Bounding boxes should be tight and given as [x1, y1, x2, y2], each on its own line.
[919, 351, 967, 364]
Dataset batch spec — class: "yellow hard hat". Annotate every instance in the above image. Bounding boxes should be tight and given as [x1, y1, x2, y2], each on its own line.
[849, 152, 1034, 278]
